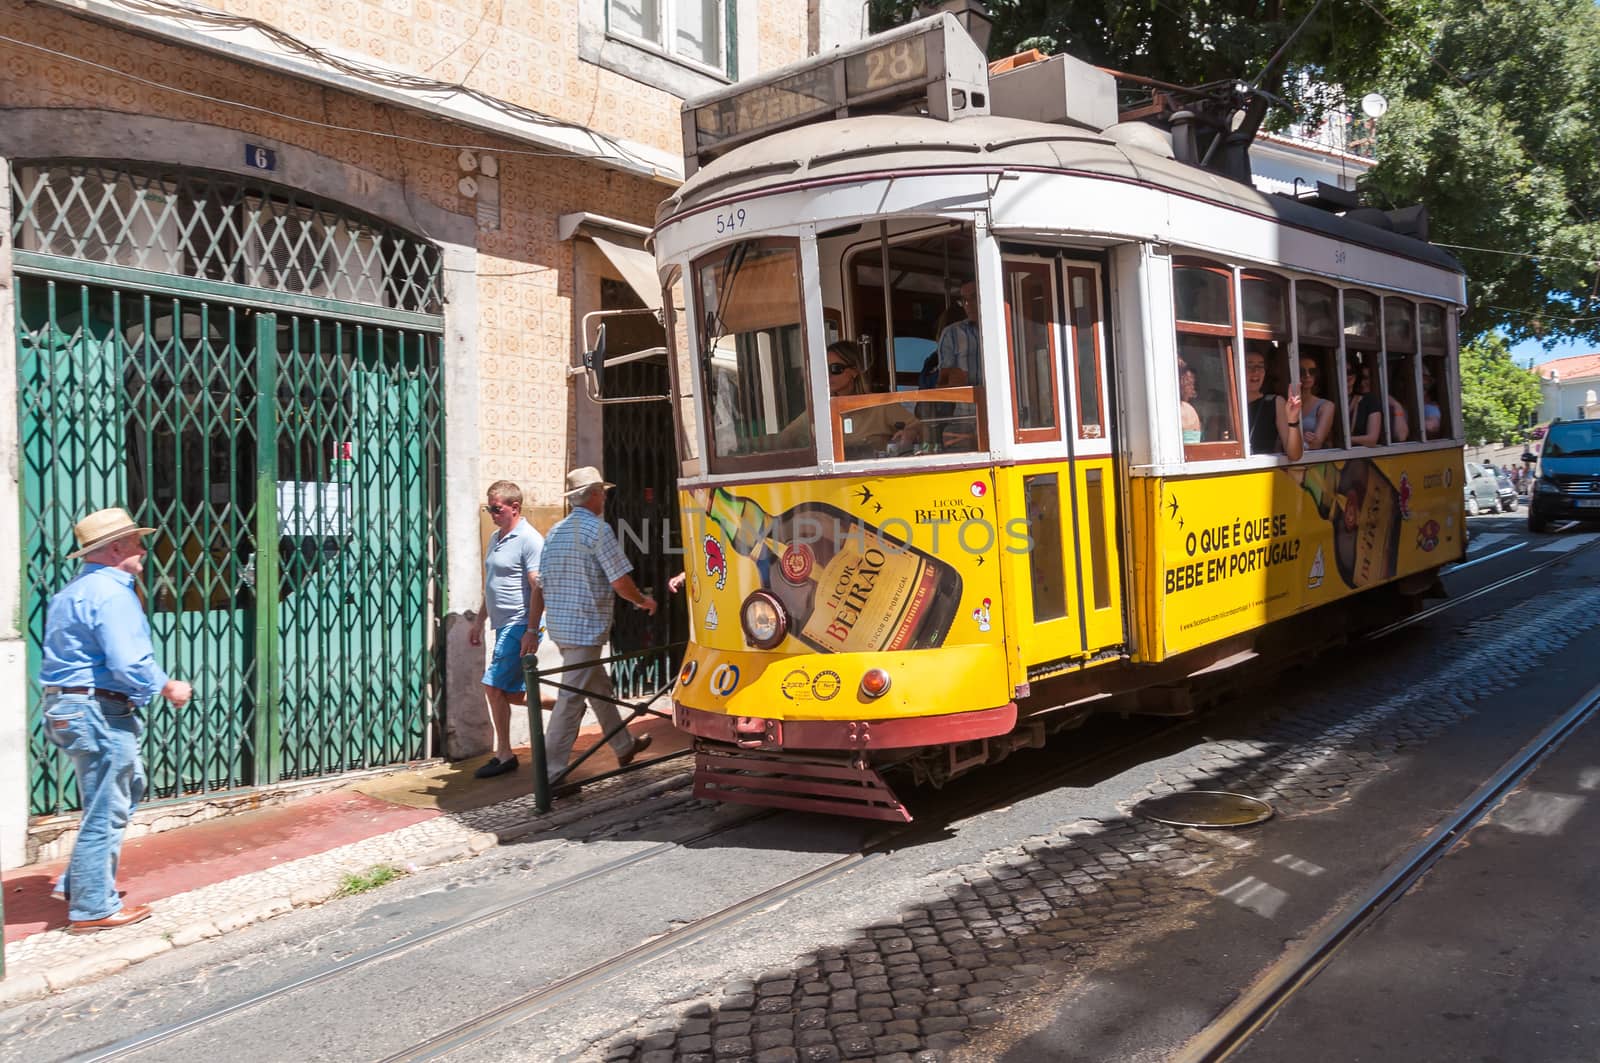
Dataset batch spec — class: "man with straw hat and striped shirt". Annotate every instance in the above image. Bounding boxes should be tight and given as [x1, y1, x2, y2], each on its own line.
[39, 507, 192, 933]
[529, 466, 655, 783]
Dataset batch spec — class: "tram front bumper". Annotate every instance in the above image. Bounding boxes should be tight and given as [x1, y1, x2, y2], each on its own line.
[672, 701, 1017, 752]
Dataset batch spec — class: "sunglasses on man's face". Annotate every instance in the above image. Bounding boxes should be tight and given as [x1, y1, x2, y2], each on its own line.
[482, 503, 511, 516]
[827, 363, 851, 376]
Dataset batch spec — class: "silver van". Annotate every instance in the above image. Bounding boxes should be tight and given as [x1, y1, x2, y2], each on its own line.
[1464, 461, 1517, 515]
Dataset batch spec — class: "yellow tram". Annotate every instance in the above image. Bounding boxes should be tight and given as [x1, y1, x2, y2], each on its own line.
[634, 14, 1466, 819]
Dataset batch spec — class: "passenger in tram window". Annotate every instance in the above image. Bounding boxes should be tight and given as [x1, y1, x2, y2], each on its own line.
[1348, 361, 1384, 446]
[1177, 358, 1203, 443]
[1244, 346, 1304, 460]
[936, 281, 983, 387]
[1422, 364, 1443, 436]
[1297, 353, 1335, 449]
[778, 340, 921, 458]
[1383, 380, 1409, 442]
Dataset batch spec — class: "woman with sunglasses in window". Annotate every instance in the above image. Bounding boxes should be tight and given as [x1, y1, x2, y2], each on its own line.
[1297, 355, 1335, 449]
[778, 341, 921, 457]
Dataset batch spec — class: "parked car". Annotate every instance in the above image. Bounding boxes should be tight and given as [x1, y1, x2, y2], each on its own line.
[1528, 418, 1600, 532]
[1464, 461, 1517, 515]
[1531, 425, 1548, 440]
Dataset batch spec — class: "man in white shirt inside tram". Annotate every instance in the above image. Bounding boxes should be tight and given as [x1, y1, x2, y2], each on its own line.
[931, 280, 983, 449]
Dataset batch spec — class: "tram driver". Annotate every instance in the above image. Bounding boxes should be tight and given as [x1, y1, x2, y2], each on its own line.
[931, 280, 984, 450]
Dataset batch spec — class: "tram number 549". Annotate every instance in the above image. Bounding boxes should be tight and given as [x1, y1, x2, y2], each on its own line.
[714, 208, 748, 234]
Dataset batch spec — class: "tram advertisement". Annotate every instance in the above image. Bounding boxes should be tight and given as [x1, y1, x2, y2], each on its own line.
[678, 470, 1007, 657]
[1156, 451, 1464, 655]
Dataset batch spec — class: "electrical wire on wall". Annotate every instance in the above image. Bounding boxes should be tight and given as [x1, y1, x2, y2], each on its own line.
[35, 0, 664, 173]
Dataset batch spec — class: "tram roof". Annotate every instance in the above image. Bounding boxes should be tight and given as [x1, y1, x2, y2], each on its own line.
[658, 113, 1464, 277]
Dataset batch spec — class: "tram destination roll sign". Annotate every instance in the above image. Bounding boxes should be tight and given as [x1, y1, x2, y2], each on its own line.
[690, 33, 932, 155]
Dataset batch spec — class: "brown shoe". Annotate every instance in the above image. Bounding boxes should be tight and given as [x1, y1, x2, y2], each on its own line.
[68, 904, 152, 935]
[616, 732, 653, 767]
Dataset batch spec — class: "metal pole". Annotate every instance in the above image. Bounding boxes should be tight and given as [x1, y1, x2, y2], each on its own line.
[521, 653, 550, 813]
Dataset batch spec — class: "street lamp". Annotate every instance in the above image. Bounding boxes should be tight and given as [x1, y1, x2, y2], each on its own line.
[918, 0, 993, 54]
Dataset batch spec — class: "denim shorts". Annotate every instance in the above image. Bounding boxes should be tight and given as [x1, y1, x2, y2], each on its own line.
[481, 623, 529, 693]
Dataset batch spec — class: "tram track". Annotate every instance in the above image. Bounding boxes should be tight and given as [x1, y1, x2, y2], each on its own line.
[1175, 677, 1600, 1063]
[65, 531, 1585, 1063]
[74, 806, 777, 1063]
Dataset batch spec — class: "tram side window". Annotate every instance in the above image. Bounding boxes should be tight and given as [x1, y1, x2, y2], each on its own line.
[1295, 281, 1341, 450]
[1344, 291, 1384, 446]
[1241, 273, 1299, 459]
[694, 240, 814, 471]
[1420, 303, 1449, 438]
[1173, 261, 1242, 460]
[1383, 297, 1418, 444]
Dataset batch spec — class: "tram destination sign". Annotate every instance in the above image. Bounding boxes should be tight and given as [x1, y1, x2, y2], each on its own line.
[682, 13, 989, 175]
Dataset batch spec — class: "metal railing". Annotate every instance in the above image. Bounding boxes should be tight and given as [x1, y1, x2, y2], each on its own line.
[519, 643, 686, 813]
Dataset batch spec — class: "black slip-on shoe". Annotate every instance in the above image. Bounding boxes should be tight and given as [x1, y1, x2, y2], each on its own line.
[474, 755, 519, 779]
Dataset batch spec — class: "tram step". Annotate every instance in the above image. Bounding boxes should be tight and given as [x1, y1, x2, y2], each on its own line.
[693, 746, 912, 822]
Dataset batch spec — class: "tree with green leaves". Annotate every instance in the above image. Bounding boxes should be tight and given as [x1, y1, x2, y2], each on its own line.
[1361, 0, 1600, 347]
[1459, 334, 1542, 445]
[871, 1, 1600, 350]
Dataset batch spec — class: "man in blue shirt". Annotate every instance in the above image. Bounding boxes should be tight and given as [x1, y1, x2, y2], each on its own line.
[467, 480, 543, 778]
[40, 507, 192, 933]
[530, 467, 656, 782]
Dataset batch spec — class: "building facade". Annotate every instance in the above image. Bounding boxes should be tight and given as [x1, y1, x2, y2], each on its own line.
[0, 0, 865, 867]
[1537, 353, 1600, 424]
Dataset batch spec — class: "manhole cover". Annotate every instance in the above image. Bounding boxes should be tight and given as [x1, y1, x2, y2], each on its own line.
[1133, 791, 1273, 828]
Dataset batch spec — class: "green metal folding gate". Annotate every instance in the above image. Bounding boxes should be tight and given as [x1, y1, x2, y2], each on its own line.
[11, 161, 447, 816]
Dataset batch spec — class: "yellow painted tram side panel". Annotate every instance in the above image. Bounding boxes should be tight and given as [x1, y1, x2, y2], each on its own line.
[672, 471, 1017, 721]
[1072, 456, 1127, 655]
[1136, 451, 1466, 661]
[991, 462, 1081, 681]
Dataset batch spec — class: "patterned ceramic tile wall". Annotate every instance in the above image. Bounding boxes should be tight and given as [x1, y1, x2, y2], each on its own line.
[0, 0, 812, 507]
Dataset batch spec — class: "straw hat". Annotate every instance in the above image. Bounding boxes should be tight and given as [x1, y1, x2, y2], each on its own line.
[563, 466, 615, 498]
[67, 507, 157, 559]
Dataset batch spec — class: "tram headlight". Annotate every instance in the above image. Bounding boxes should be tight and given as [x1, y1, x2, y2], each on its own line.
[740, 591, 788, 649]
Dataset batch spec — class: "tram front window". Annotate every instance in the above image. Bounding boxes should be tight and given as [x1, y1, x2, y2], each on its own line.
[695, 239, 813, 470]
[835, 221, 985, 458]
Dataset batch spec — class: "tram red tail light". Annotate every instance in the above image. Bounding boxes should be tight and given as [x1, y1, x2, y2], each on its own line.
[860, 668, 892, 699]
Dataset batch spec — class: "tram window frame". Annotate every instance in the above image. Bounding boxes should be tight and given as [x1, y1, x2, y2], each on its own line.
[1419, 303, 1449, 439]
[1343, 290, 1386, 447]
[1240, 271, 1295, 458]
[1173, 259, 1243, 461]
[1294, 280, 1343, 450]
[691, 236, 817, 474]
[836, 220, 987, 459]
[1002, 259, 1062, 444]
[1382, 297, 1418, 445]
[1067, 266, 1108, 441]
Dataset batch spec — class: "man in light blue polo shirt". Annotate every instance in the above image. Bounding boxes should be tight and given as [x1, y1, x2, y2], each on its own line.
[467, 480, 543, 778]
[530, 466, 655, 782]
[40, 507, 192, 933]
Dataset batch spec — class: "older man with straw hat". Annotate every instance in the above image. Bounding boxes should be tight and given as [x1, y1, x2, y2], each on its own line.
[40, 507, 192, 933]
[528, 466, 655, 782]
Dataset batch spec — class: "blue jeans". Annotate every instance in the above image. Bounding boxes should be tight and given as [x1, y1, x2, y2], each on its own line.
[42, 693, 146, 921]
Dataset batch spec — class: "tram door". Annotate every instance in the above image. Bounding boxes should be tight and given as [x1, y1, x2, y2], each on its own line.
[1001, 255, 1126, 665]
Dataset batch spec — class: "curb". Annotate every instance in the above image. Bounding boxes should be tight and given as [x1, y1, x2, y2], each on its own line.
[0, 768, 696, 1005]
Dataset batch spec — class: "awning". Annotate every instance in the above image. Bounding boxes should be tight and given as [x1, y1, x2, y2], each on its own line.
[590, 233, 662, 312]
[558, 211, 662, 311]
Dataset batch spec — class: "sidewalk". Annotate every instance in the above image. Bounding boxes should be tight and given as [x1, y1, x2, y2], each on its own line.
[1, 713, 687, 1003]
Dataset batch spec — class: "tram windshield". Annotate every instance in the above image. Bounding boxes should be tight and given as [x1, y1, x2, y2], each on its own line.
[696, 238, 813, 470]
[695, 222, 987, 472]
